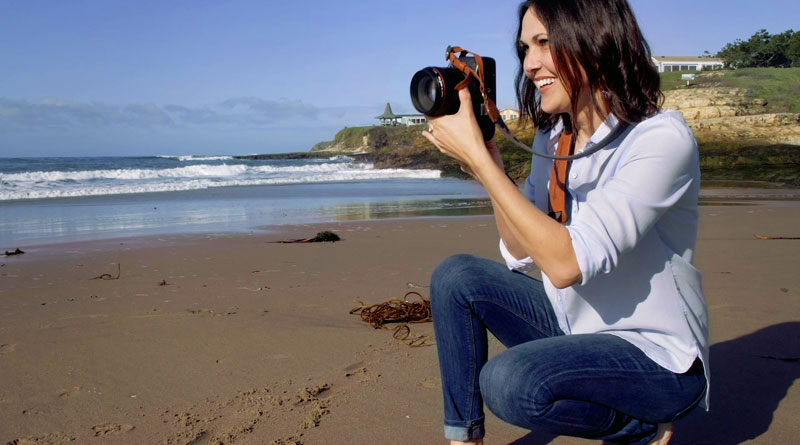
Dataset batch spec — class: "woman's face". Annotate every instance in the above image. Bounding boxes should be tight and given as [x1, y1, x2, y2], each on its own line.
[519, 8, 571, 116]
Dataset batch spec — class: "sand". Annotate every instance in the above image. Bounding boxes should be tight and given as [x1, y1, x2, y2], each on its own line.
[1, 202, 798, 444]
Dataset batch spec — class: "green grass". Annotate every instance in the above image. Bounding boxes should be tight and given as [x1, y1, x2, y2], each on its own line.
[719, 68, 800, 113]
[659, 70, 702, 91]
[660, 67, 800, 113]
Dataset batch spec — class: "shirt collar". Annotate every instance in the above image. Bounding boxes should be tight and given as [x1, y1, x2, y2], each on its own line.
[548, 114, 621, 153]
[548, 114, 619, 141]
[546, 114, 621, 154]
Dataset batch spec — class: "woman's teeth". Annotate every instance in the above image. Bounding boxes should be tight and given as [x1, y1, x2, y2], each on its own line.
[535, 78, 555, 88]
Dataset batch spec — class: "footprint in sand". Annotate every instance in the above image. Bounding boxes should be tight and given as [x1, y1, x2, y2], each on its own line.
[91, 423, 135, 436]
[0, 343, 16, 356]
[8, 432, 77, 444]
[57, 386, 81, 398]
[186, 307, 238, 316]
[162, 380, 334, 444]
[419, 377, 440, 389]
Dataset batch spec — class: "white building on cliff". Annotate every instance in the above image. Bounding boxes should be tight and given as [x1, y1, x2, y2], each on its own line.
[375, 103, 427, 127]
[651, 56, 724, 72]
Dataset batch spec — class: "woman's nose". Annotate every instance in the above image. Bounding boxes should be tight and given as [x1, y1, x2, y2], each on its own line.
[524, 51, 541, 75]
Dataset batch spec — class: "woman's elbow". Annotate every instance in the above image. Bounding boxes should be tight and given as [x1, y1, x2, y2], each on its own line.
[547, 264, 582, 289]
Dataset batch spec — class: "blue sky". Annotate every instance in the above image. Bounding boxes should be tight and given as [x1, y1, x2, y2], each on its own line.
[1, 0, 797, 157]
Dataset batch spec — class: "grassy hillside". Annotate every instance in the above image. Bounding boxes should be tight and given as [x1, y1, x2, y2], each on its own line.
[311, 126, 372, 151]
[661, 67, 800, 113]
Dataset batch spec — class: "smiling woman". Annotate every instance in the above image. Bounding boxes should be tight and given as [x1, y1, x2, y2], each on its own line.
[422, 1, 710, 444]
[515, 0, 662, 134]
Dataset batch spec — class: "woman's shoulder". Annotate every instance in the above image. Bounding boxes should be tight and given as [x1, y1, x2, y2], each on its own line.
[625, 109, 697, 156]
[631, 109, 694, 140]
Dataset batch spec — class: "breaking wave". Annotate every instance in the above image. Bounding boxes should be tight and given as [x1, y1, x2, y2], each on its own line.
[0, 159, 441, 201]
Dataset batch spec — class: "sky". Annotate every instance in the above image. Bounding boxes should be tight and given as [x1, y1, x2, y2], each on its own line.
[1, 0, 798, 157]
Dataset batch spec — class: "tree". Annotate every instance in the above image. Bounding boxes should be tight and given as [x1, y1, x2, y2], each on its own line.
[717, 38, 752, 68]
[716, 29, 797, 68]
[787, 30, 800, 66]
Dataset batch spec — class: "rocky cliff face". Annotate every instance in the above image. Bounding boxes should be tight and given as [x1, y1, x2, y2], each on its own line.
[297, 73, 798, 185]
[664, 82, 800, 145]
[313, 135, 371, 154]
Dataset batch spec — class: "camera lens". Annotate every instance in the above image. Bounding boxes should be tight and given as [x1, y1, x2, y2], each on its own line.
[410, 68, 442, 115]
[410, 67, 465, 117]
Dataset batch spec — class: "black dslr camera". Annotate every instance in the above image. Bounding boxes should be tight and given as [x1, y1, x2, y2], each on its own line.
[409, 50, 496, 140]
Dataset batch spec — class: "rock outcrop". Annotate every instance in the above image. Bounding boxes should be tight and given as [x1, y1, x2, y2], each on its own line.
[288, 71, 798, 185]
[664, 82, 800, 145]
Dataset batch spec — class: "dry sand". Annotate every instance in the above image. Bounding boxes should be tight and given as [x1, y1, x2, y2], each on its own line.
[1, 202, 798, 444]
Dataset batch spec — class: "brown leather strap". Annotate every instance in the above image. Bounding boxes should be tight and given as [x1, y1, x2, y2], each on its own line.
[548, 130, 574, 223]
[446, 46, 501, 122]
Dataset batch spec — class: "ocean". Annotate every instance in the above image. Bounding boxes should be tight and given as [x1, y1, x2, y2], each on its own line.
[0, 155, 491, 248]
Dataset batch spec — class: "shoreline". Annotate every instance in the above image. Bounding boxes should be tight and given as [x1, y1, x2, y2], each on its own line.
[1, 204, 799, 443]
[3, 184, 800, 252]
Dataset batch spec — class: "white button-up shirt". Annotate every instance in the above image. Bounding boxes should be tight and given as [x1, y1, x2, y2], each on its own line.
[500, 110, 710, 408]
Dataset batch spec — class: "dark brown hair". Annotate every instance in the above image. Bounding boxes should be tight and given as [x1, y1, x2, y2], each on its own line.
[514, 0, 663, 129]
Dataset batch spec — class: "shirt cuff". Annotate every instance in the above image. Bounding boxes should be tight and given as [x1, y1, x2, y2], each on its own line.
[565, 226, 594, 286]
[499, 238, 535, 271]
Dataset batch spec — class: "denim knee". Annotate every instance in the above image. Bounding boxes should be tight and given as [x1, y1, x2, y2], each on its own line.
[479, 351, 545, 426]
[430, 254, 485, 306]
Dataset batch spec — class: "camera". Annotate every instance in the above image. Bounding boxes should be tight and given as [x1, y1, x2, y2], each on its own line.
[409, 53, 496, 140]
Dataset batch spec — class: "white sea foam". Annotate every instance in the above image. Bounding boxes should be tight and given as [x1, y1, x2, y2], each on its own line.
[157, 155, 234, 161]
[1, 164, 250, 182]
[0, 160, 441, 201]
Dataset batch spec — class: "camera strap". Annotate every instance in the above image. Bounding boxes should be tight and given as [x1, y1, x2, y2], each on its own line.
[446, 46, 502, 123]
[446, 45, 630, 161]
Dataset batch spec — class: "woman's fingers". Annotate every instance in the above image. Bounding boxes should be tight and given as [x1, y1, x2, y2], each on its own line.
[421, 89, 486, 165]
[457, 87, 474, 118]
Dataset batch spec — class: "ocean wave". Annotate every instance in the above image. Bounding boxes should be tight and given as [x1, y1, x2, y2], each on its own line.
[0, 162, 388, 184]
[157, 155, 234, 161]
[1, 164, 251, 182]
[0, 168, 441, 201]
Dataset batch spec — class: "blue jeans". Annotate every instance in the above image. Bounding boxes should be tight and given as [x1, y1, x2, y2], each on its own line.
[431, 254, 706, 444]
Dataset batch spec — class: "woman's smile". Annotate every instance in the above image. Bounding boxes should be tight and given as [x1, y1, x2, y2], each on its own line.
[534, 77, 557, 92]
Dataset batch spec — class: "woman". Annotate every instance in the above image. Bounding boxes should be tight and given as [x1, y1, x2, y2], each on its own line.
[422, 1, 709, 444]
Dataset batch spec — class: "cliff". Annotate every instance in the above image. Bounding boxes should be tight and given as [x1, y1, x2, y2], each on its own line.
[663, 85, 800, 145]
[662, 69, 800, 185]
[309, 120, 536, 181]
[243, 69, 799, 186]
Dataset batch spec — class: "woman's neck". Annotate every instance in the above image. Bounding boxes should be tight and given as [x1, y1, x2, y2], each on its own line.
[569, 90, 609, 150]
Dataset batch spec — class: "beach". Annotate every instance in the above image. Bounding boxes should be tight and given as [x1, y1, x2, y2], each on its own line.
[1, 200, 799, 444]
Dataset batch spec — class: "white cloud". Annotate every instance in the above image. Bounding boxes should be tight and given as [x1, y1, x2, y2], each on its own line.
[0, 97, 376, 131]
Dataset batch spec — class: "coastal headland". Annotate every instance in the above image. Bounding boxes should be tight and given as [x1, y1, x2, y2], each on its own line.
[240, 68, 800, 186]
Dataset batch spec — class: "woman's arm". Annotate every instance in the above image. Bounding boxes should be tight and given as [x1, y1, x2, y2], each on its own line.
[425, 89, 581, 288]
[462, 141, 530, 263]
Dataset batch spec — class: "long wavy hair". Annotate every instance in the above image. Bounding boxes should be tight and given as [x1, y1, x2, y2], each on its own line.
[514, 0, 663, 129]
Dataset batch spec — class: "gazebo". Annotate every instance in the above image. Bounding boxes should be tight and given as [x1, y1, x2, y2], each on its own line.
[375, 103, 403, 126]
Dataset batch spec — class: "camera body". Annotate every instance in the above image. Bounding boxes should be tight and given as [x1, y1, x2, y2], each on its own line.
[410, 54, 496, 140]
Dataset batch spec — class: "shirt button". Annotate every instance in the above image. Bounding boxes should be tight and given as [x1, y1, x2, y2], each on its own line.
[571, 172, 578, 179]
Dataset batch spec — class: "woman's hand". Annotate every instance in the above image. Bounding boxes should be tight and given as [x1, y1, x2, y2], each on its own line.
[422, 88, 494, 171]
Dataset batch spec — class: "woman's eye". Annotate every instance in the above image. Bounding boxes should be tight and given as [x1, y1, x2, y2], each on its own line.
[537, 38, 549, 46]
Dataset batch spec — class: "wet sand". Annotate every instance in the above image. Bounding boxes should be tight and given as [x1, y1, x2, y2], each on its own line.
[1, 202, 798, 444]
